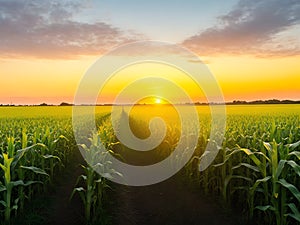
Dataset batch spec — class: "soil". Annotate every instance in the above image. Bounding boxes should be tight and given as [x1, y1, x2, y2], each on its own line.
[12, 152, 85, 225]
[13, 155, 241, 225]
[45, 164, 84, 225]
[111, 174, 241, 225]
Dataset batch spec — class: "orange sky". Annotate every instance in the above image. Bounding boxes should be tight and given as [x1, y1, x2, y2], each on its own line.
[0, 1, 299, 105]
[0, 54, 299, 105]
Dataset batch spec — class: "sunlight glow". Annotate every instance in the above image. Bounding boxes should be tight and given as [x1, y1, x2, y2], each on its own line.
[155, 98, 162, 104]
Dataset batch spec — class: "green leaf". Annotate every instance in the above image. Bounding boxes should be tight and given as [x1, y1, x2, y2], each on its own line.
[263, 142, 272, 152]
[0, 200, 7, 207]
[278, 179, 300, 203]
[42, 154, 61, 162]
[275, 160, 286, 180]
[12, 198, 19, 211]
[232, 163, 260, 172]
[72, 187, 85, 192]
[10, 180, 25, 187]
[53, 135, 69, 143]
[286, 160, 300, 177]
[255, 205, 275, 212]
[212, 161, 227, 168]
[224, 175, 251, 189]
[250, 176, 271, 194]
[11, 144, 38, 170]
[286, 140, 300, 150]
[24, 181, 43, 186]
[276, 160, 300, 179]
[74, 175, 87, 187]
[0, 163, 7, 173]
[288, 151, 300, 160]
[286, 203, 300, 222]
[0, 183, 6, 192]
[239, 148, 262, 167]
[20, 166, 49, 176]
[12, 204, 18, 211]
[70, 187, 86, 204]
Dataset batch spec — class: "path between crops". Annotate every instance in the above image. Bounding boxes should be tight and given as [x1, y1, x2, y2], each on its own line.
[111, 175, 240, 225]
[13, 152, 85, 225]
[44, 152, 84, 225]
[19, 146, 241, 225]
[23, 158, 241, 225]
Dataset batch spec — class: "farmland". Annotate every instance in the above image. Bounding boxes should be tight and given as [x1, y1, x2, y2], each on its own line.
[0, 105, 299, 225]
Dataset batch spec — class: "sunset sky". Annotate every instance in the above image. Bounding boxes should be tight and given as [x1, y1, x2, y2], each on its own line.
[0, 0, 299, 105]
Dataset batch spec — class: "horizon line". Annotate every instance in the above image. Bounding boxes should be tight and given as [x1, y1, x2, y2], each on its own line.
[1, 99, 300, 106]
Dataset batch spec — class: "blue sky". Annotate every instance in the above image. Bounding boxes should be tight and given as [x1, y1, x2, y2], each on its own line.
[76, 0, 239, 42]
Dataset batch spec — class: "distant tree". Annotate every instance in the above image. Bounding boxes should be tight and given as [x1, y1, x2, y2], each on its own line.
[59, 102, 73, 106]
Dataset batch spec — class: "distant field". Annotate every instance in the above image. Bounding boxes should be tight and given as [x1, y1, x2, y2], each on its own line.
[1, 104, 299, 118]
[0, 104, 299, 224]
[0, 106, 112, 118]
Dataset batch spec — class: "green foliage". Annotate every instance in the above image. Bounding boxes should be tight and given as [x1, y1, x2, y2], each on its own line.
[192, 112, 300, 225]
[0, 105, 299, 225]
[0, 109, 82, 223]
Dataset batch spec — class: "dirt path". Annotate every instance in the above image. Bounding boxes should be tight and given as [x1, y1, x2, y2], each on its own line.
[12, 152, 85, 225]
[14, 149, 241, 225]
[111, 175, 239, 225]
[46, 163, 84, 225]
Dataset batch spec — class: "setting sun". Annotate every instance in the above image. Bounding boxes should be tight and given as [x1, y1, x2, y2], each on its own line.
[155, 98, 162, 104]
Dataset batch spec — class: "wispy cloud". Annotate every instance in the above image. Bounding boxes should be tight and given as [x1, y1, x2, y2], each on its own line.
[182, 0, 300, 57]
[0, 0, 140, 59]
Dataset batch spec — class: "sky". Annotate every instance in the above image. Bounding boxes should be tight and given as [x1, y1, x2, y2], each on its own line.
[0, 0, 299, 105]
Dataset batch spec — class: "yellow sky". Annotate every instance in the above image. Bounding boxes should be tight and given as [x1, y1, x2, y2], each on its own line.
[0, 54, 299, 105]
[207, 56, 300, 101]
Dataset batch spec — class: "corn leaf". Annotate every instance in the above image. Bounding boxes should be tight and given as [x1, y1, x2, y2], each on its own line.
[42, 154, 61, 162]
[0, 200, 7, 207]
[250, 176, 271, 194]
[255, 205, 275, 212]
[232, 163, 260, 172]
[278, 179, 300, 203]
[288, 151, 300, 160]
[286, 203, 300, 222]
[70, 187, 86, 204]
[11, 144, 38, 170]
[286, 140, 300, 150]
[0, 183, 6, 192]
[20, 166, 49, 176]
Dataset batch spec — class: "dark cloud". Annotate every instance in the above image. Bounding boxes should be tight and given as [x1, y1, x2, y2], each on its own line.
[182, 0, 300, 56]
[0, 0, 139, 58]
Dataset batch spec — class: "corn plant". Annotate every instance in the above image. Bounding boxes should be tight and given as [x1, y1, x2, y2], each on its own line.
[0, 114, 77, 223]
[71, 126, 121, 224]
[0, 144, 48, 224]
[205, 116, 300, 225]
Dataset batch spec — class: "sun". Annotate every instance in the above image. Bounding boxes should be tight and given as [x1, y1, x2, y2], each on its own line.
[136, 96, 167, 105]
[155, 98, 162, 104]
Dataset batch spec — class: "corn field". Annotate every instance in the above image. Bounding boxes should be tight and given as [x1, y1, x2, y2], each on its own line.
[0, 117, 74, 224]
[0, 105, 299, 225]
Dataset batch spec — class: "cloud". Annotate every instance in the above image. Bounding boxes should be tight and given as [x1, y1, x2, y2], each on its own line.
[182, 0, 300, 57]
[0, 0, 140, 59]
